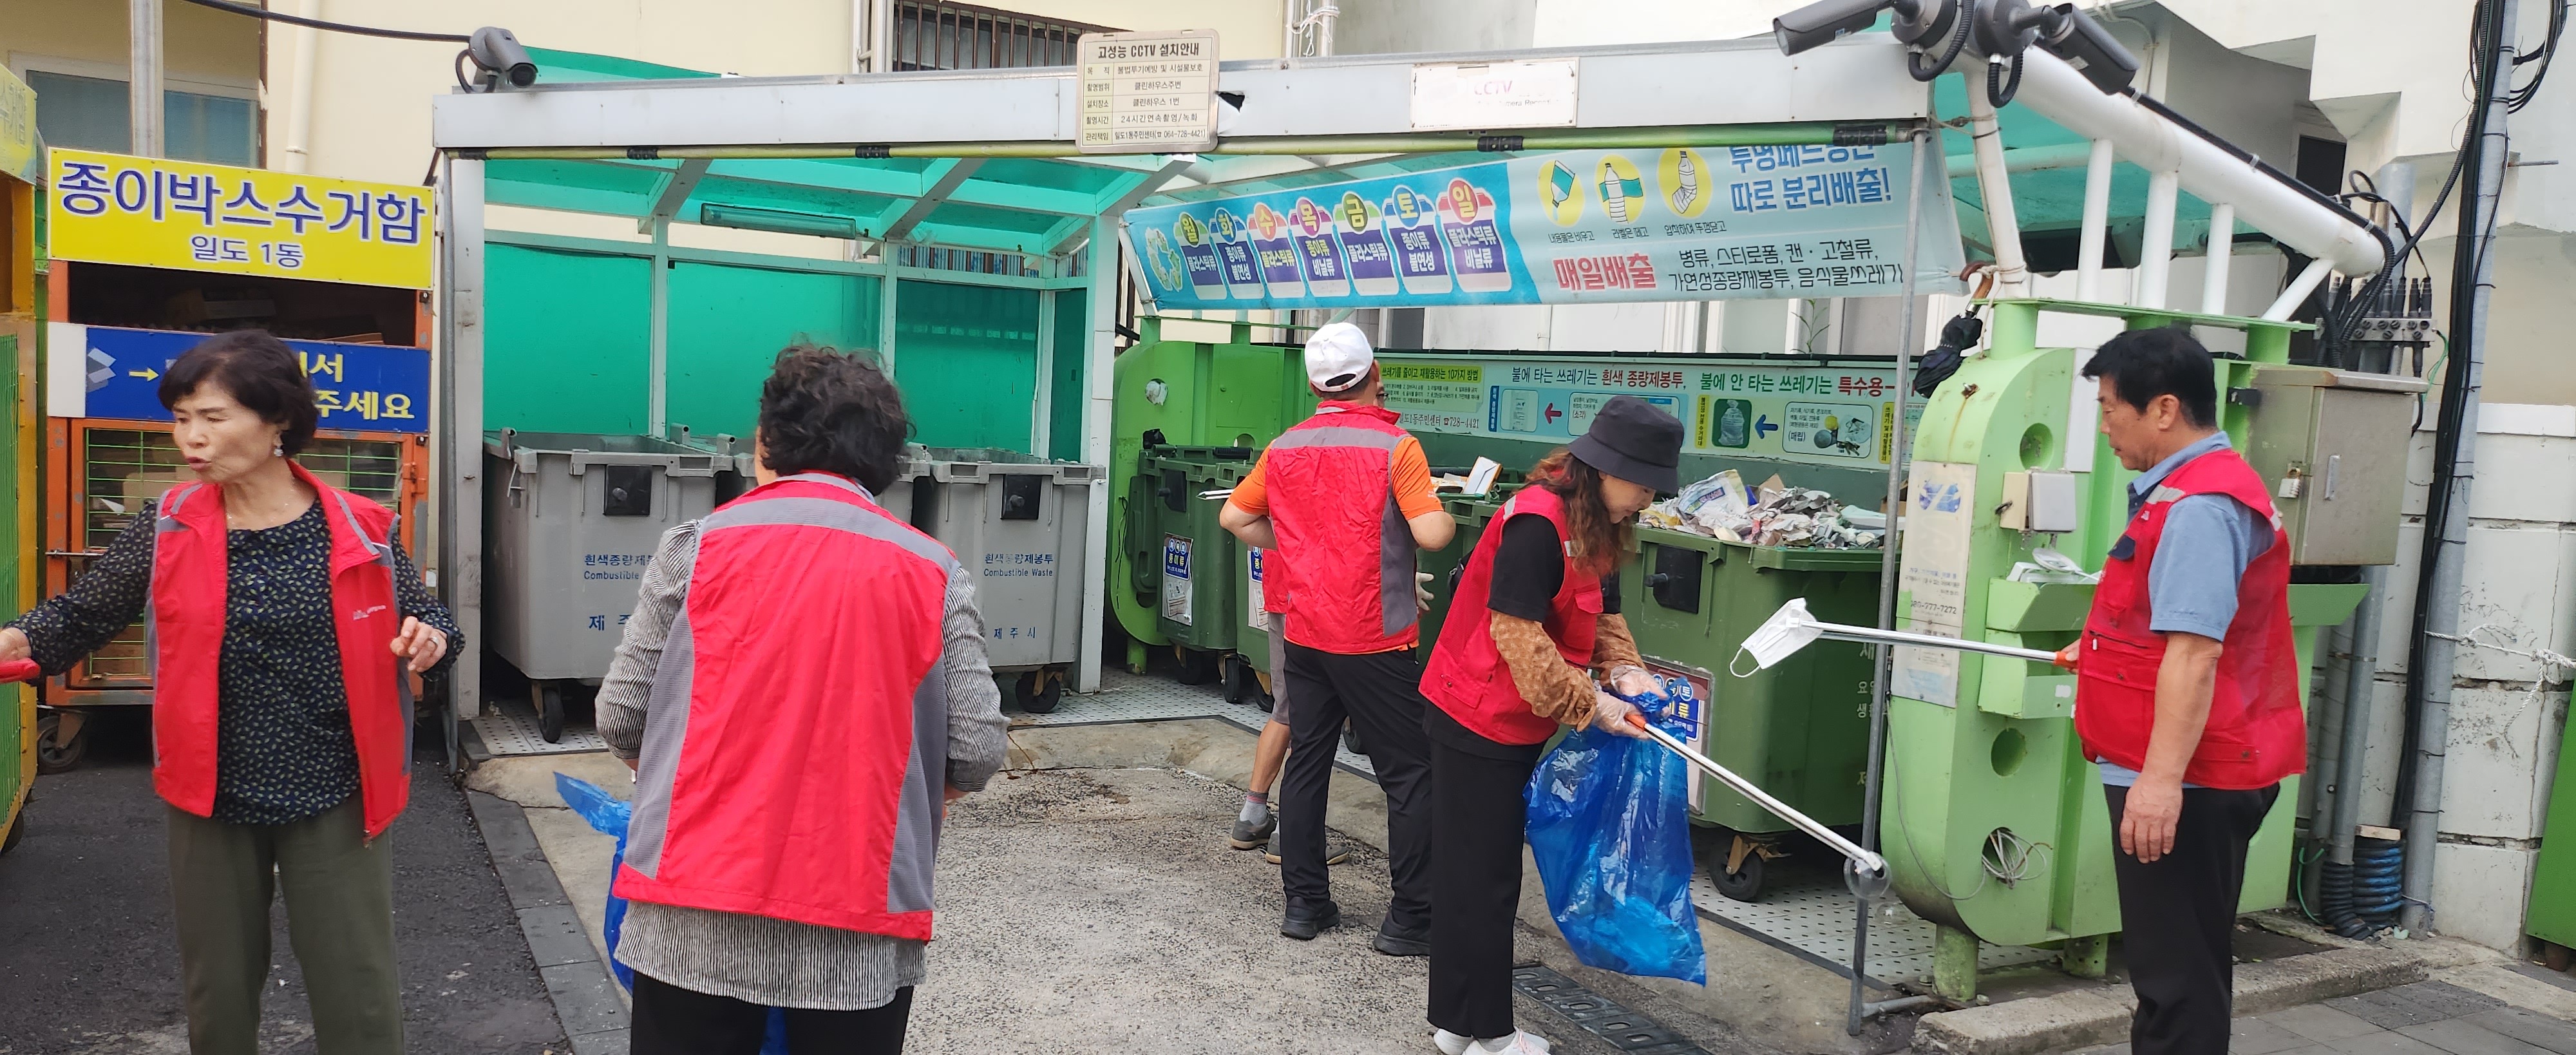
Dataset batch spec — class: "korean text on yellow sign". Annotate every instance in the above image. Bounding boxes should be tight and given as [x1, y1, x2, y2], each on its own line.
[46, 149, 433, 289]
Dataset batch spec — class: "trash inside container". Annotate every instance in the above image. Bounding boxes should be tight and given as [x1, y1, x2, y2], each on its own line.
[909, 447, 1101, 712]
[484, 430, 723, 739]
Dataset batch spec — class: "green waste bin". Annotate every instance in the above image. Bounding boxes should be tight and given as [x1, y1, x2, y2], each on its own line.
[1130, 446, 1253, 683]
[1618, 526, 1882, 902]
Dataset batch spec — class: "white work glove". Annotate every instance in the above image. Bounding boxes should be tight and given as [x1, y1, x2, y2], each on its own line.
[1605, 665, 1658, 699]
[1416, 571, 1435, 613]
[1591, 689, 1649, 738]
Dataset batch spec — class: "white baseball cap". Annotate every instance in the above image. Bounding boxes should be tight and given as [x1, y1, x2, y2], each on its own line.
[1304, 322, 1375, 393]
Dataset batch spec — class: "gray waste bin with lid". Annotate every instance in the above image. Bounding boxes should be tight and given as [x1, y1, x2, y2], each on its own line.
[909, 447, 1102, 714]
[664, 424, 758, 504]
[485, 430, 723, 741]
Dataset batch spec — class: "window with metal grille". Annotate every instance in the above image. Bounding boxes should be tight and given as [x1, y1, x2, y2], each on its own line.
[71, 430, 404, 683]
[889, 2, 1118, 71]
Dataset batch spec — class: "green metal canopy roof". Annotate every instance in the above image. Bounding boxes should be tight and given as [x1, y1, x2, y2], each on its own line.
[486, 46, 2230, 267]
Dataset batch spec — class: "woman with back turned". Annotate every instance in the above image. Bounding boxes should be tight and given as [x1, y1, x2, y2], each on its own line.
[0, 329, 457, 1054]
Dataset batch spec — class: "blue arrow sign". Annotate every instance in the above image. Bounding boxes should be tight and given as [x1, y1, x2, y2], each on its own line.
[1754, 414, 1779, 439]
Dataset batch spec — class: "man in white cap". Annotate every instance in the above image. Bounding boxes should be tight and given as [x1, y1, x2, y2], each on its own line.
[1221, 321, 1453, 952]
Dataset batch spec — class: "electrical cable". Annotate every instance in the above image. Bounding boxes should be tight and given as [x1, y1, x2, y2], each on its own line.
[1909, 0, 1978, 81]
[170, 0, 471, 42]
[2509, 0, 2568, 111]
[1986, 50, 2025, 108]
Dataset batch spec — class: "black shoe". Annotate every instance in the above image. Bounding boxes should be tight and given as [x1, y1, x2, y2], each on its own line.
[1282, 902, 1342, 940]
[1228, 810, 1276, 850]
[1372, 918, 1431, 957]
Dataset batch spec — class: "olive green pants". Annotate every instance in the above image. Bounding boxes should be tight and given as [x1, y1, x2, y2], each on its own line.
[166, 797, 401, 1055]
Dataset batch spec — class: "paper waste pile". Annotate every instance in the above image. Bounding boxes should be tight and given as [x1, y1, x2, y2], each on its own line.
[1640, 470, 1886, 549]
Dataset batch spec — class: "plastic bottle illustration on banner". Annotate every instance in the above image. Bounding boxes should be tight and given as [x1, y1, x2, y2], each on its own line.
[1142, 227, 1187, 294]
[1289, 196, 1351, 298]
[1334, 191, 1401, 297]
[1538, 159, 1583, 226]
[1596, 155, 1645, 224]
[1247, 202, 1307, 299]
[1173, 212, 1229, 300]
[1662, 148, 1710, 217]
[1437, 177, 1513, 292]
[1716, 399, 1748, 448]
[1210, 207, 1268, 300]
[1384, 184, 1454, 296]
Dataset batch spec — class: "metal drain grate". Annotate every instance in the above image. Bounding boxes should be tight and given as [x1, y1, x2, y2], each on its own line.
[1690, 870, 2053, 985]
[1512, 962, 1714, 1054]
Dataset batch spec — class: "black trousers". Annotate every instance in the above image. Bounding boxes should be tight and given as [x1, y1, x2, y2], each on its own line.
[2106, 782, 2280, 1055]
[631, 973, 914, 1055]
[1426, 733, 1542, 1040]
[1276, 641, 1435, 931]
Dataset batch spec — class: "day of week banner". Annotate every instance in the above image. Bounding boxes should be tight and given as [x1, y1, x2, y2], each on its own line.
[1376, 354, 1924, 469]
[47, 148, 434, 290]
[1126, 142, 1963, 309]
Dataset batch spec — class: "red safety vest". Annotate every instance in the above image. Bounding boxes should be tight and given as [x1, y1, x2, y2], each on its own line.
[2074, 447, 2304, 790]
[616, 473, 958, 940]
[1262, 402, 1420, 654]
[151, 462, 413, 838]
[1419, 485, 1600, 746]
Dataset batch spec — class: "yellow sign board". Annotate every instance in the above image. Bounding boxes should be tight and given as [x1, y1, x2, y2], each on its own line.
[46, 149, 433, 289]
[0, 69, 35, 186]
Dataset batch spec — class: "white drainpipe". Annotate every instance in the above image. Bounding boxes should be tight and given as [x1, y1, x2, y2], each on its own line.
[281, 0, 324, 173]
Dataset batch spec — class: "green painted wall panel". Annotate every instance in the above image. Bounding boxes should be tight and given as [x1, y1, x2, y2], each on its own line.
[895, 279, 1037, 451]
[665, 263, 880, 439]
[485, 245, 651, 433]
[1048, 290, 1086, 460]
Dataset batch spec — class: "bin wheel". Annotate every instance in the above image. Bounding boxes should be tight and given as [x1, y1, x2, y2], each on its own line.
[537, 685, 566, 743]
[1, 809, 22, 855]
[1221, 656, 1250, 705]
[1015, 671, 1065, 714]
[1343, 722, 1367, 758]
[1711, 834, 1768, 903]
[1174, 646, 1218, 685]
[35, 712, 86, 775]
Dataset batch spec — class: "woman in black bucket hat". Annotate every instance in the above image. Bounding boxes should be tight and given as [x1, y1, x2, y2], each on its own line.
[1414, 395, 1685, 1054]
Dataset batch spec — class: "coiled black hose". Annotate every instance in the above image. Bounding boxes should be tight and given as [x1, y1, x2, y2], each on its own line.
[1909, 0, 1978, 81]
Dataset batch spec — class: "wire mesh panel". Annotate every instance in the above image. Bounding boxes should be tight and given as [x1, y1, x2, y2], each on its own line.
[891, 1, 1117, 72]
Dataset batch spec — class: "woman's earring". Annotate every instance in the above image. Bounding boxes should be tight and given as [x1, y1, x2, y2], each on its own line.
[272, 441, 285, 458]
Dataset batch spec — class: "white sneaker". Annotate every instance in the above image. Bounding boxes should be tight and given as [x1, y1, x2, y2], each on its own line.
[1434, 1030, 1550, 1055]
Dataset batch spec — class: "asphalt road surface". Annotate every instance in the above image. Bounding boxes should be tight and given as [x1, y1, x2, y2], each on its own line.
[0, 710, 564, 1054]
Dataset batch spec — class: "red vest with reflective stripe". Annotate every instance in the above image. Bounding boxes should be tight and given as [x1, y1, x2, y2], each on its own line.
[2075, 448, 2304, 790]
[616, 473, 956, 940]
[1262, 403, 1420, 653]
[152, 462, 413, 838]
[1419, 486, 1602, 745]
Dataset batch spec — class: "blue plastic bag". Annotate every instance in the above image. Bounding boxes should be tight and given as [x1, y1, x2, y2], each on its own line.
[558, 774, 790, 1052]
[1522, 693, 1709, 985]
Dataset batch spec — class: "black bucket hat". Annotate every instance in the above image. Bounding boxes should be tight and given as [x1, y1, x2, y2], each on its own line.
[1568, 395, 1684, 494]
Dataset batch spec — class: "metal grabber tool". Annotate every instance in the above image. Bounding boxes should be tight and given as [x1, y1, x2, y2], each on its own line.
[1620, 710, 1894, 901]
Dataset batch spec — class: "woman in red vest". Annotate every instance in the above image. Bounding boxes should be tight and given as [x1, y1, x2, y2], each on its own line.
[0, 330, 455, 1055]
[1417, 395, 1684, 1055]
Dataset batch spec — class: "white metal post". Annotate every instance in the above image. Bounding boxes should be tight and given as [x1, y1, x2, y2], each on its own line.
[439, 157, 488, 723]
[1077, 219, 1117, 693]
[878, 249, 899, 374]
[649, 219, 670, 433]
[2200, 202, 2235, 315]
[2262, 258, 2335, 321]
[1033, 287, 1056, 459]
[2076, 138, 2113, 302]
[1966, 89, 2028, 296]
[128, 0, 163, 157]
[2136, 169, 2179, 309]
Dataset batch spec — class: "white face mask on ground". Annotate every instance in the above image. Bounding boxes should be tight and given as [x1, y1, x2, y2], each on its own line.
[1732, 598, 1826, 676]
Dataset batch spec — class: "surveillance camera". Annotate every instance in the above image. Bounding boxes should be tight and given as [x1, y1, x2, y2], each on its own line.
[2039, 4, 2139, 93]
[1774, 0, 1895, 57]
[469, 26, 538, 90]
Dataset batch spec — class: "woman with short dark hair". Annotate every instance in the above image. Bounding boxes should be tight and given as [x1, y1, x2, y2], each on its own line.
[597, 343, 1009, 1055]
[0, 328, 457, 1054]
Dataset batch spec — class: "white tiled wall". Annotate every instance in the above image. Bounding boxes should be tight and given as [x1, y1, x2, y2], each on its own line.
[2430, 841, 2540, 952]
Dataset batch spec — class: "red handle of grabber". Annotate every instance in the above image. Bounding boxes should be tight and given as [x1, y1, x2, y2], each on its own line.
[0, 659, 40, 683]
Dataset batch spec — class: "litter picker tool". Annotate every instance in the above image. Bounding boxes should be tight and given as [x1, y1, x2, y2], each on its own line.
[1620, 709, 1892, 900]
[1731, 598, 2064, 677]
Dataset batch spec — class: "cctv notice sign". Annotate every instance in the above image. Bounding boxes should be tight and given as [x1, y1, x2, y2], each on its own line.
[1078, 29, 1218, 154]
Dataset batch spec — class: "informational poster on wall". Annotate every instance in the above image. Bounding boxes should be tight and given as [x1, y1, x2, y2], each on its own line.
[1376, 355, 1922, 469]
[1124, 141, 1964, 309]
[1245, 547, 1268, 631]
[1891, 459, 1978, 707]
[1161, 535, 1193, 625]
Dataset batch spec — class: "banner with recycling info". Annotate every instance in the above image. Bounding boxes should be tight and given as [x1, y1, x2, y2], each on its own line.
[1124, 141, 1963, 309]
